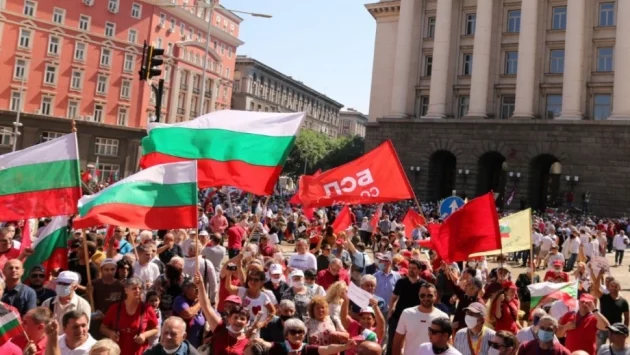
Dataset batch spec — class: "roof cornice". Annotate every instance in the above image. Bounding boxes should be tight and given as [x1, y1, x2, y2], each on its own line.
[365, 0, 401, 20]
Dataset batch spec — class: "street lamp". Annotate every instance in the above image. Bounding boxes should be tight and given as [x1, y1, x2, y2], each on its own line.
[158, 2, 271, 113]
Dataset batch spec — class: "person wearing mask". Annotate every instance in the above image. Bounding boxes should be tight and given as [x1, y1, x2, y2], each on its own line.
[2, 259, 36, 316]
[151, 257, 189, 319]
[55, 311, 97, 355]
[443, 265, 483, 332]
[183, 241, 218, 305]
[90, 258, 125, 340]
[372, 254, 400, 309]
[11, 307, 51, 355]
[26, 266, 57, 307]
[143, 316, 200, 355]
[304, 269, 326, 297]
[392, 283, 448, 355]
[210, 206, 229, 234]
[516, 308, 557, 343]
[100, 277, 159, 355]
[593, 276, 629, 350]
[453, 303, 495, 355]
[265, 264, 289, 304]
[416, 317, 461, 355]
[518, 315, 570, 355]
[172, 279, 205, 349]
[261, 299, 297, 343]
[281, 270, 315, 321]
[156, 232, 183, 266]
[486, 331, 518, 355]
[316, 259, 350, 290]
[349, 275, 387, 319]
[203, 233, 226, 275]
[42, 271, 91, 334]
[288, 239, 317, 272]
[490, 281, 520, 334]
[558, 293, 610, 354]
[598, 323, 630, 355]
[544, 260, 569, 282]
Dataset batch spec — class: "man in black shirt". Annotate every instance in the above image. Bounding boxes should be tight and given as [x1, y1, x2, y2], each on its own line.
[264, 264, 289, 303]
[157, 232, 183, 265]
[597, 278, 629, 349]
[317, 244, 334, 272]
[386, 259, 425, 355]
[27, 265, 56, 306]
[68, 241, 98, 298]
[261, 299, 296, 343]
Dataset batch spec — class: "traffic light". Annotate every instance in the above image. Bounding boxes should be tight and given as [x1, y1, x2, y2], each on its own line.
[139, 41, 164, 81]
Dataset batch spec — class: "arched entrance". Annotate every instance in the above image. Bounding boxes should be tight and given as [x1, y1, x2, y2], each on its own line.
[476, 152, 508, 208]
[529, 155, 561, 212]
[427, 150, 457, 202]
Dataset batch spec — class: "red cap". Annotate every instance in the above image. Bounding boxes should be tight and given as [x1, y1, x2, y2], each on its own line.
[225, 295, 242, 305]
[401, 250, 413, 259]
[502, 281, 517, 290]
[552, 260, 564, 266]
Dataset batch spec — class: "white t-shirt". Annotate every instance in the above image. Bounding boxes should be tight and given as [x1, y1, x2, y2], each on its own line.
[396, 307, 448, 355]
[133, 261, 161, 284]
[540, 236, 554, 251]
[58, 334, 97, 355]
[237, 287, 273, 322]
[613, 234, 629, 250]
[288, 253, 317, 271]
[568, 238, 581, 254]
[416, 343, 462, 355]
[546, 253, 565, 270]
[532, 232, 543, 246]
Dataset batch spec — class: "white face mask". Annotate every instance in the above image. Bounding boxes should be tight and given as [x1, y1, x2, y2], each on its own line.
[226, 325, 245, 335]
[464, 315, 479, 329]
[56, 284, 72, 297]
[162, 345, 181, 354]
[293, 281, 304, 289]
[244, 251, 252, 258]
[271, 278, 281, 285]
[487, 347, 501, 355]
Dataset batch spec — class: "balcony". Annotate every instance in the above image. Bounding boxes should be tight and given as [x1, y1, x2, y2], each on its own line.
[177, 108, 185, 115]
[193, 88, 200, 94]
[190, 111, 198, 117]
[205, 91, 212, 98]
[180, 83, 188, 90]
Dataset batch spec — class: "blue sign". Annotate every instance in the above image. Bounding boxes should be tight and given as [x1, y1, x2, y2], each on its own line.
[439, 196, 465, 219]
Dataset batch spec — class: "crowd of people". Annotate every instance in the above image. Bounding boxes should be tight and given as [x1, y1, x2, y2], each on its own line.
[0, 192, 628, 355]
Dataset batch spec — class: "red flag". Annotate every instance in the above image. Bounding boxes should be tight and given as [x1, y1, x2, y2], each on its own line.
[428, 193, 501, 262]
[19, 219, 32, 253]
[331, 205, 353, 233]
[290, 170, 322, 205]
[103, 225, 116, 249]
[402, 208, 427, 238]
[370, 204, 383, 230]
[298, 140, 414, 208]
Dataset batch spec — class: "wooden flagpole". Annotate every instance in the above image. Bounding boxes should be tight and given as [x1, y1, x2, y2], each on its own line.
[81, 229, 95, 309]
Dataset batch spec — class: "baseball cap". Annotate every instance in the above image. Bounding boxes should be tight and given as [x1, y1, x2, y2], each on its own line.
[199, 230, 209, 237]
[502, 281, 517, 290]
[269, 263, 283, 275]
[289, 269, 304, 279]
[608, 323, 629, 336]
[401, 250, 412, 259]
[225, 295, 242, 305]
[377, 253, 392, 263]
[552, 260, 563, 266]
[57, 271, 80, 284]
[30, 265, 45, 274]
[359, 306, 375, 315]
[463, 302, 487, 315]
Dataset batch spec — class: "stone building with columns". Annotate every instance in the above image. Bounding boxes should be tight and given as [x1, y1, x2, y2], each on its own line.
[231, 56, 343, 138]
[365, 0, 630, 215]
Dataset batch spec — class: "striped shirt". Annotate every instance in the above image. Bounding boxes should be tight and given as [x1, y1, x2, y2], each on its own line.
[453, 327, 496, 355]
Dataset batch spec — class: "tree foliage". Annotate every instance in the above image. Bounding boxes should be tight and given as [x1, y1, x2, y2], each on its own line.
[283, 130, 365, 178]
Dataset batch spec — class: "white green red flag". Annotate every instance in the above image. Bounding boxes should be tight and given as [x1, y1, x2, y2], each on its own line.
[528, 281, 578, 309]
[0, 133, 80, 221]
[0, 303, 22, 345]
[22, 216, 70, 281]
[139, 110, 305, 195]
[73, 161, 198, 230]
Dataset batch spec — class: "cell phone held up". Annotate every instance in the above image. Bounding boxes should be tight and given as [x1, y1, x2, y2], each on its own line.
[227, 263, 237, 271]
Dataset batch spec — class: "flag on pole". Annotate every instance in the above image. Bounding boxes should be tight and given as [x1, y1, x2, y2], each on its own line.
[332, 205, 353, 233]
[73, 162, 198, 230]
[470, 208, 532, 256]
[140, 110, 305, 195]
[22, 216, 70, 281]
[528, 281, 578, 309]
[0, 303, 23, 345]
[0, 133, 80, 221]
[369, 204, 383, 230]
[401, 208, 427, 238]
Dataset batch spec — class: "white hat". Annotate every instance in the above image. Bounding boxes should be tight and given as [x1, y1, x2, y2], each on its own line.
[289, 269, 304, 279]
[269, 264, 283, 275]
[199, 230, 209, 237]
[57, 271, 80, 284]
[100, 258, 116, 268]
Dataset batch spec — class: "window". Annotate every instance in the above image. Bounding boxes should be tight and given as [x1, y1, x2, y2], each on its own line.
[74, 42, 86, 61]
[188, 27, 193, 40]
[128, 29, 137, 43]
[52, 8, 65, 24]
[545, 95, 562, 119]
[41, 97, 53, 115]
[23, 0, 35, 16]
[552, 6, 567, 30]
[593, 94, 612, 120]
[155, 38, 163, 49]
[44, 65, 57, 85]
[427, 17, 436, 38]
[96, 75, 108, 94]
[505, 51, 518, 74]
[105, 22, 115, 37]
[79, 15, 90, 31]
[14, 59, 27, 80]
[507, 10, 521, 33]
[120, 79, 131, 99]
[41, 131, 63, 142]
[180, 22, 185, 35]
[597, 47, 614, 72]
[228, 47, 232, 59]
[117, 108, 128, 126]
[10, 92, 22, 112]
[131, 3, 141, 18]
[160, 13, 166, 26]
[549, 49, 565, 73]
[418, 96, 429, 116]
[164, 66, 170, 82]
[170, 18, 176, 30]
[70, 70, 82, 90]
[92, 163, 119, 182]
[100, 48, 112, 67]
[167, 43, 173, 55]
[67, 101, 79, 119]
[599, 3, 615, 27]
[462, 54, 473, 75]
[95, 138, 119, 156]
[123, 54, 134, 72]
[93, 105, 104, 123]
[108, 0, 119, 13]
[465, 14, 476, 35]
[226, 68, 230, 79]
[48, 35, 60, 56]
[458, 96, 470, 118]
[424, 55, 433, 76]
[500, 95, 515, 119]
[18, 28, 32, 49]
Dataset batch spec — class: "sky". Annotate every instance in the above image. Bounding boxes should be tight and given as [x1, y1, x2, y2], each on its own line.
[221, 0, 376, 114]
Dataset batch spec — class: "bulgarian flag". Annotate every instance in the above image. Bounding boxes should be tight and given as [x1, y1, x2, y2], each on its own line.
[139, 110, 305, 196]
[528, 281, 578, 309]
[73, 161, 198, 230]
[0, 303, 23, 345]
[22, 216, 70, 281]
[0, 133, 80, 221]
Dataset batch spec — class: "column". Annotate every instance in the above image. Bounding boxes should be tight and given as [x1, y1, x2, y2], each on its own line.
[389, 0, 416, 117]
[183, 70, 193, 118]
[610, 0, 630, 119]
[424, 0, 454, 118]
[466, 0, 494, 118]
[210, 79, 219, 112]
[512, 0, 540, 118]
[167, 68, 182, 123]
[558, 0, 586, 119]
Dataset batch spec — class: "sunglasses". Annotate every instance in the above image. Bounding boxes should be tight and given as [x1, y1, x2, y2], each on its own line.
[428, 328, 445, 335]
[419, 293, 435, 299]
[488, 341, 505, 349]
[30, 274, 45, 279]
[288, 329, 305, 335]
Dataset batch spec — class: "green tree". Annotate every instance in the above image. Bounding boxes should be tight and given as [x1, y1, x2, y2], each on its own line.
[317, 135, 365, 171]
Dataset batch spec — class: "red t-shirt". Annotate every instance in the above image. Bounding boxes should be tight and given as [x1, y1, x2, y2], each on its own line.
[316, 269, 350, 290]
[494, 300, 520, 334]
[227, 226, 246, 250]
[11, 334, 46, 355]
[517, 340, 571, 355]
[103, 302, 158, 355]
[261, 245, 274, 258]
[559, 312, 598, 354]
[544, 271, 569, 283]
[212, 323, 249, 355]
[217, 276, 241, 312]
[0, 341, 21, 355]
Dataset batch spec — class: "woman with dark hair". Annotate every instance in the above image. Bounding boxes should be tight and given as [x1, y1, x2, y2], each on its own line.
[115, 259, 134, 280]
[225, 269, 276, 331]
[151, 256, 188, 319]
[489, 281, 521, 334]
[488, 330, 519, 355]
